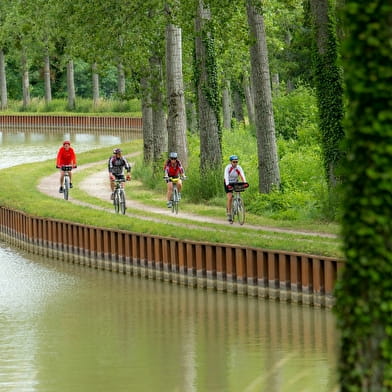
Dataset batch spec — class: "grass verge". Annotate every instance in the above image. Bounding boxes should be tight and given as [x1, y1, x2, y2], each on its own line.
[0, 141, 343, 258]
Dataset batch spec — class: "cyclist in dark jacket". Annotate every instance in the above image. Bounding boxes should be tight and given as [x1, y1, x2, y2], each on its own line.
[108, 148, 131, 200]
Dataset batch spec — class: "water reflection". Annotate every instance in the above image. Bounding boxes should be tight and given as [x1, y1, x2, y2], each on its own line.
[0, 241, 338, 392]
[0, 129, 137, 169]
[0, 128, 338, 391]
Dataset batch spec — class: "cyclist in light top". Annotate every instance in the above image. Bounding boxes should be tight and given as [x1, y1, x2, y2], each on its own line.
[224, 155, 246, 222]
[163, 152, 185, 208]
[56, 140, 77, 193]
[108, 148, 131, 200]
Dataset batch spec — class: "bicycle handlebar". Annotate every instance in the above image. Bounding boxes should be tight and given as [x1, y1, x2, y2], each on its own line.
[164, 176, 185, 182]
[60, 165, 74, 171]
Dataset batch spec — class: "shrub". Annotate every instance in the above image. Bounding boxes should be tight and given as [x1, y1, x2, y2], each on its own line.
[273, 85, 318, 140]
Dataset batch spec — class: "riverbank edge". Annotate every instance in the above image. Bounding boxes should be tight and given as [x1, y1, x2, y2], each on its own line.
[0, 206, 341, 308]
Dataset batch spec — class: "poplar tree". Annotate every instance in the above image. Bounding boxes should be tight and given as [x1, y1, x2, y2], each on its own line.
[309, 0, 344, 187]
[194, 0, 223, 197]
[246, 0, 281, 193]
[0, 1, 8, 109]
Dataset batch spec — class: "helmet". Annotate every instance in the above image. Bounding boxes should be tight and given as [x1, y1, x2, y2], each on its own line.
[169, 152, 178, 159]
[114, 148, 122, 154]
[63, 140, 71, 146]
[229, 155, 238, 161]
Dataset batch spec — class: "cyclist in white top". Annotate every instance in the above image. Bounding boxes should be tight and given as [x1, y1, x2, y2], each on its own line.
[224, 155, 246, 222]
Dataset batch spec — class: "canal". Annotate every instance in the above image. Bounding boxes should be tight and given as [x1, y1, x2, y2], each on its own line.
[0, 128, 338, 391]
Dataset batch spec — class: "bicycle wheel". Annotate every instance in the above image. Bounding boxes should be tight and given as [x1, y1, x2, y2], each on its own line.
[237, 197, 245, 225]
[120, 190, 126, 214]
[172, 187, 179, 214]
[63, 175, 69, 200]
[231, 198, 238, 223]
[113, 191, 120, 213]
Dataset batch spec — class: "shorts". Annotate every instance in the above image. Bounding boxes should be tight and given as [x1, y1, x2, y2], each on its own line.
[111, 174, 125, 181]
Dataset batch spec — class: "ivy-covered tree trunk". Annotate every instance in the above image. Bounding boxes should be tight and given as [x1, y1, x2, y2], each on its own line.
[0, 50, 7, 110]
[141, 76, 154, 164]
[43, 52, 52, 104]
[66, 59, 76, 110]
[21, 51, 30, 109]
[149, 54, 167, 164]
[309, 0, 344, 187]
[166, 23, 188, 168]
[195, 0, 222, 176]
[335, 1, 392, 391]
[246, 0, 280, 193]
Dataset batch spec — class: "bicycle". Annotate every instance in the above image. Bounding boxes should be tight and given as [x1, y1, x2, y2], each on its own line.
[113, 178, 127, 214]
[230, 182, 249, 225]
[61, 165, 73, 200]
[165, 176, 182, 214]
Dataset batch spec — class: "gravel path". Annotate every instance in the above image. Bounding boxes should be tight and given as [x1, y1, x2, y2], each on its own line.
[37, 160, 338, 239]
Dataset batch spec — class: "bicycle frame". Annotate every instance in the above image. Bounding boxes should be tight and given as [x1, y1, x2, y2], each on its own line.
[170, 177, 180, 214]
[113, 178, 126, 214]
[230, 182, 248, 225]
[61, 165, 73, 200]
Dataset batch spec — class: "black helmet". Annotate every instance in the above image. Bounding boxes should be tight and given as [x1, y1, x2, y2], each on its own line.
[114, 148, 122, 154]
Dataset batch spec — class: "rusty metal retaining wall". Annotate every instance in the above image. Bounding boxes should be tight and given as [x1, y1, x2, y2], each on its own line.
[0, 115, 142, 131]
[0, 207, 344, 308]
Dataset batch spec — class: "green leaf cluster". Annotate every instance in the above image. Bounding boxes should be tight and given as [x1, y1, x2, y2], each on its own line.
[334, 1, 392, 390]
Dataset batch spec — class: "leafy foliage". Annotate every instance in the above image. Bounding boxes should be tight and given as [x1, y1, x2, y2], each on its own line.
[273, 84, 318, 140]
[334, 1, 392, 391]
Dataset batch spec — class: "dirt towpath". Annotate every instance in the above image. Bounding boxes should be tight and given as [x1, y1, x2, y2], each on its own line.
[38, 160, 337, 239]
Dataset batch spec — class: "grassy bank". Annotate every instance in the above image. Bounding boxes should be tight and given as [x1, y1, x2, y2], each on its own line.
[0, 141, 343, 258]
[2, 98, 142, 117]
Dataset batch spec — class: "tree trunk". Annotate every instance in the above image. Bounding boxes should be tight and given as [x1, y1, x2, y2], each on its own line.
[310, 0, 344, 187]
[117, 62, 126, 97]
[67, 60, 76, 110]
[0, 50, 7, 110]
[246, 1, 281, 193]
[271, 73, 280, 91]
[186, 99, 197, 133]
[336, 2, 392, 390]
[43, 52, 52, 104]
[92, 62, 100, 107]
[166, 24, 188, 168]
[149, 55, 167, 163]
[21, 51, 30, 109]
[141, 76, 154, 164]
[222, 79, 232, 129]
[233, 87, 244, 123]
[243, 75, 255, 126]
[195, 0, 222, 174]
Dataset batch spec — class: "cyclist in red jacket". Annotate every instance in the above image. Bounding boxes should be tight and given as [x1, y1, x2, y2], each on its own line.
[56, 141, 77, 193]
[163, 152, 186, 208]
